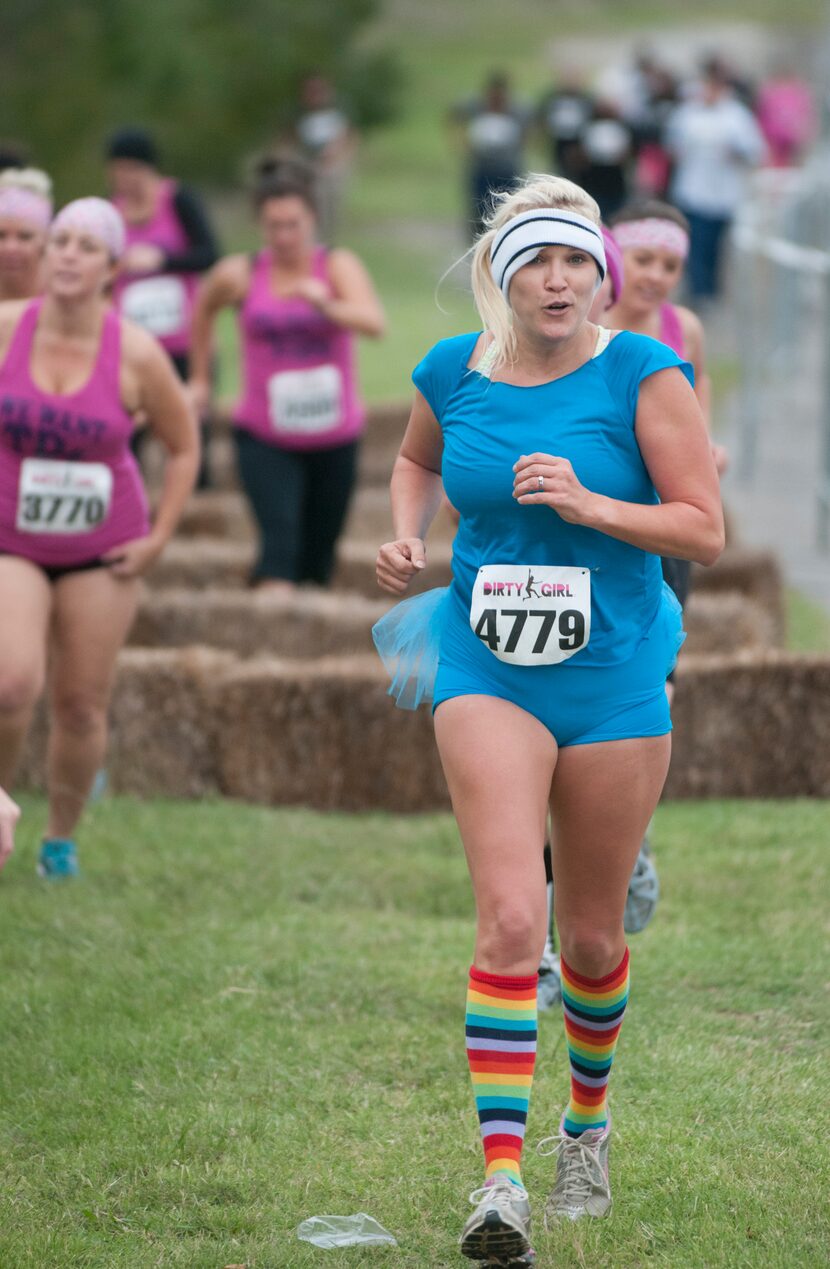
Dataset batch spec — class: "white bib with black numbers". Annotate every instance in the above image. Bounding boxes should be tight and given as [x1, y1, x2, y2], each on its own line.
[121, 276, 187, 337]
[16, 458, 113, 535]
[470, 564, 591, 666]
[267, 365, 343, 437]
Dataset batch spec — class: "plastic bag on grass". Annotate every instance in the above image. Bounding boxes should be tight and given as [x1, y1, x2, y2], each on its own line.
[296, 1213, 398, 1249]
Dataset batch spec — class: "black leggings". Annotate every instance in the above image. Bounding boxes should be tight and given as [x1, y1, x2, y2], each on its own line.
[234, 429, 358, 585]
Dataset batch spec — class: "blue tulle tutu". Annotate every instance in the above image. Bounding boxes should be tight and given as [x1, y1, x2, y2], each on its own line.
[373, 579, 685, 710]
[660, 579, 686, 676]
[372, 586, 451, 710]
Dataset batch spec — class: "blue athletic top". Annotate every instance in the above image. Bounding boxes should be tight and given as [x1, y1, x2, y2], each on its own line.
[412, 329, 694, 667]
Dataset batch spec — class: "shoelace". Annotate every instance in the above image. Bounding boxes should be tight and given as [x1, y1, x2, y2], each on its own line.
[468, 1179, 529, 1206]
[536, 1133, 608, 1208]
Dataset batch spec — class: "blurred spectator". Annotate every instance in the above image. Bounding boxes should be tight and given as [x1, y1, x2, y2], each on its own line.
[572, 101, 634, 221]
[450, 72, 531, 240]
[595, 49, 659, 131]
[537, 70, 594, 181]
[666, 62, 765, 301]
[291, 73, 357, 244]
[632, 66, 679, 198]
[756, 63, 816, 167]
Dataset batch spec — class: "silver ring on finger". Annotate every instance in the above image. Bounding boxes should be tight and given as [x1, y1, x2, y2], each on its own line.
[537, 475, 544, 491]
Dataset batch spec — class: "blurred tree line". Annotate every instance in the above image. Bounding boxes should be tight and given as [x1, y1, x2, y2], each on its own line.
[0, 0, 400, 195]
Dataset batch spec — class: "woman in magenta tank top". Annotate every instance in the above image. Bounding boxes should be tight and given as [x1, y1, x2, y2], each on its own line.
[0, 168, 52, 303]
[106, 128, 218, 373]
[605, 201, 727, 678]
[190, 157, 385, 588]
[0, 197, 199, 879]
[604, 201, 715, 437]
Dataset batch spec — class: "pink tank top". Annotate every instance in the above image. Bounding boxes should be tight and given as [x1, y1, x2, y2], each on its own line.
[233, 246, 365, 451]
[113, 179, 197, 357]
[0, 299, 150, 567]
[659, 303, 686, 358]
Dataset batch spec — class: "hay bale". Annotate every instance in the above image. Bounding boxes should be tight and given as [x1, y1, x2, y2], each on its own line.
[333, 539, 453, 598]
[130, 588, 390, 658]
[683, 591, 778, 656]
[148, 538, 253, 589]
[17, 647, 234, 798]
[364, 401, 410, 447]
[174, 491, 254, 541]
[692, 547, 784, 642]
[667, 650, 830, 798]
[214, 654, 449, 812]
[344, 486, 457, 545]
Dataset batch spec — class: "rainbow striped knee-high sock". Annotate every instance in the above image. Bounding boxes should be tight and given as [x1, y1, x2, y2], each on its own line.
[561, 948, 630, 1138]
[465, 966, 538, 1185]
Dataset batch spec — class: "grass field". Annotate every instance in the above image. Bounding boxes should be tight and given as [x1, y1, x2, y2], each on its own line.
[1, 795, 828, 1268]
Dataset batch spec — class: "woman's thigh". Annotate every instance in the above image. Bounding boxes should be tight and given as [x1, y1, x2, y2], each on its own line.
[550, 735, 671, 943]
[235, 431, 304, 579]
[434, 694, 557, 971]
[300, 442, 358, 584]
[0, 556, 52, 697]
[48, 568, 141, 711]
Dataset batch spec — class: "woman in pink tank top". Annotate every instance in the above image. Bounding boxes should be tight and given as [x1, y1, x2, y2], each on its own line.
[106, 128, 218, 370]
[0, 197, 199, 879]
[604, 200, 726, 704]
[0, 168, 52, 302]
[190, 157, 385, 588]
[604, 201, 717, 440]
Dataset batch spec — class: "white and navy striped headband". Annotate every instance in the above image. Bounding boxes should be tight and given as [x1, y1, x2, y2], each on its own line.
[490, 208, 606, 300]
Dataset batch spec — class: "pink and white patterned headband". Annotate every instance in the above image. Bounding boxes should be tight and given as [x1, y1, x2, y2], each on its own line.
[50, 198, 126, 260]
[0, 187, 52, 232]
[612, 218, 689, 260]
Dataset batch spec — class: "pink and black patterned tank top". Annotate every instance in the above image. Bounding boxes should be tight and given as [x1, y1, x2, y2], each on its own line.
[233, 246, 365, 452]
[0, 299, 149, 566]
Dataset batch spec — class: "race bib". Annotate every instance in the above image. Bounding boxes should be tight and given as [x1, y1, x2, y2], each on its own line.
[16, 459, 113, 535]
[268, 365, 343, 436]
[121, 276, 187, 337]
[470, 564, 591, 666]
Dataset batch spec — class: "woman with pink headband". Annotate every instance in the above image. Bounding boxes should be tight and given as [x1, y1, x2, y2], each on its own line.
[0, 197, 199, 879]
[0, 168, 53, 302]
[606, 199, 727, 655]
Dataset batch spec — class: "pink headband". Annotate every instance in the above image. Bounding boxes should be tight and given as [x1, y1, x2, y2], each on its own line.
[50, 198, 126, 260]
[601, 226, 624, 303]
[0, 187, 52, 232]
[612, 219, 689, 260]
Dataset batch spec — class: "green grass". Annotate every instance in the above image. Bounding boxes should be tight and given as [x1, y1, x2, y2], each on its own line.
[786, 588, 830, 652]
[1, 796, 828, 1267]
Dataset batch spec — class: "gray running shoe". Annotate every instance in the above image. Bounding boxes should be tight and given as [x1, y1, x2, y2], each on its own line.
[538, 1121, 612, 1224]
[624, 837, 659, 934]
[537, 939, 562, 1012]
[459, 1177, 535, 1264]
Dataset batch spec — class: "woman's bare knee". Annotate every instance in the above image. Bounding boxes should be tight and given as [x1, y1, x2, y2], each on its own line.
[476, 895, 547, 973]
[557, 920, 623, 978]
[50, 693, 106, 739]
[0, 668, 44, 718]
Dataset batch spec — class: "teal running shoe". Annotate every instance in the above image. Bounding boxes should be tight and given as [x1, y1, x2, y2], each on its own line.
[37, 838, 79, 879]
[623, 837, 659, 934]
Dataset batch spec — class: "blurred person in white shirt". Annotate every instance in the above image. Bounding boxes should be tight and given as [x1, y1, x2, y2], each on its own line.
[666, 59, 765, 301]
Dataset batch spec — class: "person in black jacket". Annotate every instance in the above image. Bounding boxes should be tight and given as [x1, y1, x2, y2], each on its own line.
[105, 127, 219, 483]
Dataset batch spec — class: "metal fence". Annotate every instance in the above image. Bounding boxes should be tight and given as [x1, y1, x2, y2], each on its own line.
[731, 145, 830, 550]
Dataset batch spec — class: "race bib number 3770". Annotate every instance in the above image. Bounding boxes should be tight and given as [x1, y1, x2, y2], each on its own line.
[469, 564, 591, 666]
[16, 459, 113, 535]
